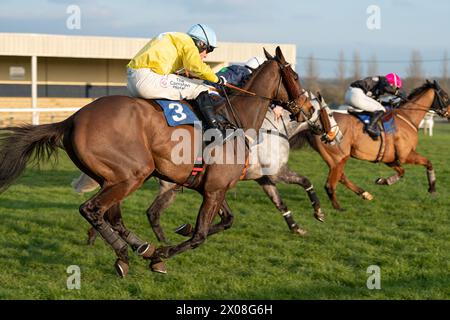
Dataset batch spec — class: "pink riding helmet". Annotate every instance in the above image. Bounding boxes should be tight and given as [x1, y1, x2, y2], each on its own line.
[385, 73, 402, 88]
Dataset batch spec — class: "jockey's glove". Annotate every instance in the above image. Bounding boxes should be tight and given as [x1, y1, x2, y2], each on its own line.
[217, 76, 228, 86]
[397, 91, 407, 101]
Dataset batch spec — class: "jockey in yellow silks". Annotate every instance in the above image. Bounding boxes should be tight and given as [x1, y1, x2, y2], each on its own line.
[127, 24, 230, 139]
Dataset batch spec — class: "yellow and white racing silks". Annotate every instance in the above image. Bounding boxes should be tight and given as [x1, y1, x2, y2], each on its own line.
[127, 32, 218, 100]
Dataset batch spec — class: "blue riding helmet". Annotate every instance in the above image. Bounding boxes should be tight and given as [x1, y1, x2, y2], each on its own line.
[187, 24, 217, 52]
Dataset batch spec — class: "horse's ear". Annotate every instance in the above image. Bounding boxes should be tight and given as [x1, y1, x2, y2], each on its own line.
[263, 48, 274, 60]
[275, 46, 286, 64]
[316, 91, 323, 102]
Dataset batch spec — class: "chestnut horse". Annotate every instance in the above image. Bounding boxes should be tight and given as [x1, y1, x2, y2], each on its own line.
[0, 47, 313, 276]
[296, 80, 450, 210]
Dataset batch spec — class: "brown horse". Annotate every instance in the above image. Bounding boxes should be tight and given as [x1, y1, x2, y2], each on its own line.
[0, 47, 314, 276]
[295, 80, 450, 210]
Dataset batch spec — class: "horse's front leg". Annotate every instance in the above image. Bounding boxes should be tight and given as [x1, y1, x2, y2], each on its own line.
[150, 189, 225, 272]
[275, 166, 325, 222]
[175, 200, 234, 238]
[340, 173, 374, 201]
[256, 176, 308, 235]
[325, 161, 346, 211]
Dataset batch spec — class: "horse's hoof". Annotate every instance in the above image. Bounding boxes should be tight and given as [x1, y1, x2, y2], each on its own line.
[375, 178, 386, 185]
[137, 243, 156, 260]
[150, 260, 167, 274]
[292, 226, 308, 236]
[314, 210, 325, 222]
[429, 190, 437, 197]
[115, 259, 129, 278]
[362, 191, 374, 201]
[174, 223, 193, 237]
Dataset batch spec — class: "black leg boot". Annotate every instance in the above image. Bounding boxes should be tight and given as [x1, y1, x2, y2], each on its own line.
[366, 111, 384, 139]
[196, 92, 234, 143]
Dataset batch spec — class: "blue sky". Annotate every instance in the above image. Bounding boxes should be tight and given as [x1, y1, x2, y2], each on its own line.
[1, 0, 449, 77]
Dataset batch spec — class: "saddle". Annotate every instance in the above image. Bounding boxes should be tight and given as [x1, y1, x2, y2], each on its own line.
[348, 108, 396, 137]
[152, 97, 234, 131]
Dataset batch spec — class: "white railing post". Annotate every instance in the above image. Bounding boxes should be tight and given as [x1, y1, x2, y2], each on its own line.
[31, 55, 39, 125]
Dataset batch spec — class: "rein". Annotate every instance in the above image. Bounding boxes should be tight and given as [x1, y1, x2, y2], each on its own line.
[393, 87, 447, 130]
[220, 61, 311, 120]
[396, 86, 448, 116]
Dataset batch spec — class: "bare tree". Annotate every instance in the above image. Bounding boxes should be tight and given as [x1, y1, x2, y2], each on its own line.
[352, 51, 362, 80]
[367, 54, 378, 76]
[305, 53, 319, 91]
[407, 50, 424, 88]
[443, 50, 449, 90]
[336, 50, 346, 88]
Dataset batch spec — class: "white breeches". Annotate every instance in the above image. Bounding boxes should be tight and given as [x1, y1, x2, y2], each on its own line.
[127, 68, 213, 100]
[344, 87, 386, 112]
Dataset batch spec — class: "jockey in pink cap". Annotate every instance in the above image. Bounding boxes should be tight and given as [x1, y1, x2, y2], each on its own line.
[385, 73, 402, 89]
[344, 72, 404, 139]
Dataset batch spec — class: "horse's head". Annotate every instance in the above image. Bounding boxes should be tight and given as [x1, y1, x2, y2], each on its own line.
[262, 47, 315, 122]
[430, 80, 450, 118]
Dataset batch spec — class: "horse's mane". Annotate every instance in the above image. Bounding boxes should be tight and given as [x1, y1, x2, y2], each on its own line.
[238, 59, 273, 89]
[407, 81, 436, 100]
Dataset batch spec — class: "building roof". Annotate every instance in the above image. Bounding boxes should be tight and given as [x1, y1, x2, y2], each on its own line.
[0, 33, 296, 66]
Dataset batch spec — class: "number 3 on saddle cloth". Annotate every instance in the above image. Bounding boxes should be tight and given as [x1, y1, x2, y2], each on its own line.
[155, 99, 200, 126]
[351, 106, 397, 137]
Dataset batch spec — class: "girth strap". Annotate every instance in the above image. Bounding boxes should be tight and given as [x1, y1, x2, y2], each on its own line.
[264, 129, 289, 141]
[183, 155, 205, 188]
[374, 124, 386, 163]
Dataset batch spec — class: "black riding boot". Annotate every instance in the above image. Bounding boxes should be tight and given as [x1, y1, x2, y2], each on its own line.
[366, 111, 384, 139]
[196, 92, 234, 142]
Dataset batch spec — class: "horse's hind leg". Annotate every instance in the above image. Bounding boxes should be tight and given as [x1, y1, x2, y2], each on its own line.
[375, 161, 405, 186]
[275, 166, 325, 222]
[404, 151, 436, 194]
[106, 203, 153, 256]
[340, 173, 374, 201]
[86, 203, 150, 249]
[146, 179, 180, 243]
[80, 178, 153, 277]
[256, 176, 308, 236]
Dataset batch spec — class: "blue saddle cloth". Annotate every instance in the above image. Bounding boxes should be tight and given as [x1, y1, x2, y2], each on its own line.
[155, 99, 200, 127]
[352, 108, 396, 135]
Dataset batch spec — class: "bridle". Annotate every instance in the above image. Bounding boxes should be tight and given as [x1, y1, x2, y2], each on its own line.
[397, 84, 450, 117]
[222, 59, 312, 121]
[271, 60, 312, 121]
[432, 85, 450, 117]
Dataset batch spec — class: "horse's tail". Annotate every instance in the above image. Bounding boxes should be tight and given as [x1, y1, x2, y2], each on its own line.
[0, 119, 71, 193]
